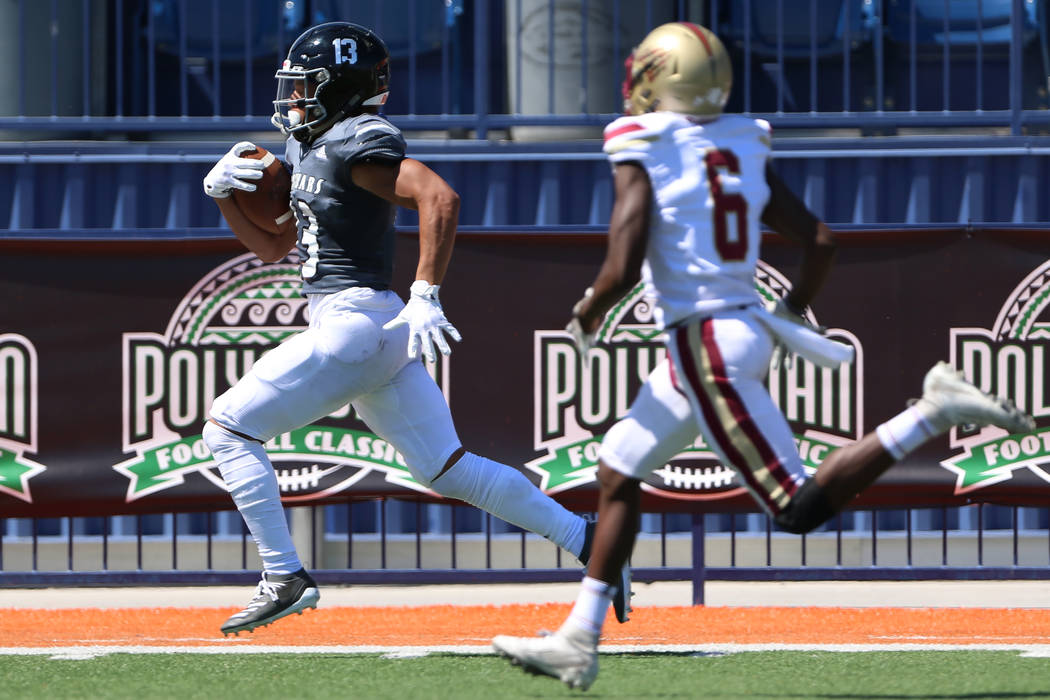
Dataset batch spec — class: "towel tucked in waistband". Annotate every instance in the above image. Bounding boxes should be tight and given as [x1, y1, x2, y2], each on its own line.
[748, 305, 855, 368]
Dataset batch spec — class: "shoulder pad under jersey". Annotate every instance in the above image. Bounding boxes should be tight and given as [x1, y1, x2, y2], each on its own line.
[602, 112, 682, 164]
[328, 114, 406, 165]
[708, 113, 772, 145]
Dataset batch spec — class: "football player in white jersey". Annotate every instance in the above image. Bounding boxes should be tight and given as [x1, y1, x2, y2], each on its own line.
[201, 22, 630, 636]
[493, 21, 1034, 690]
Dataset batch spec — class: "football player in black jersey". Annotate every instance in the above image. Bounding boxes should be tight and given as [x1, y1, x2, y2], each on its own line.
[201, 22, 631, 636]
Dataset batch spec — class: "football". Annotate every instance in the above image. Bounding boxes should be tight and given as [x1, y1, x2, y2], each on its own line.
[230, 145, 296, 235]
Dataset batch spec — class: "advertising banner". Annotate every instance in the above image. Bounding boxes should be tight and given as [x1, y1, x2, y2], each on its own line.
[0, 229, 1047, 517]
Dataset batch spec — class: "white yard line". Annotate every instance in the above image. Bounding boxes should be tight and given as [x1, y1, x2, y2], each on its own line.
[4, 642, 1050, 660]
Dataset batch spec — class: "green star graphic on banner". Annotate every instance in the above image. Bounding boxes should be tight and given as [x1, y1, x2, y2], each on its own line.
[116, 426, 424, 499]
[0, 447, 46, 501]
[527, 436, 605, 491]
[941, 430, 1050, 492]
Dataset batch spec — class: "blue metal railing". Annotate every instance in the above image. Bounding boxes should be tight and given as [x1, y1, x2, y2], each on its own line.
[1, 502, 1048, 603]
[3, 138, 1050, 234]
[1, 0, 1048, 137]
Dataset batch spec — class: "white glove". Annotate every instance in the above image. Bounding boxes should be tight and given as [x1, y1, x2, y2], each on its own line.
[769, 298, 825, 370]
[565, 287, 596, 369]
[383, 280, 463, 363]
[203, 141, 266, 199]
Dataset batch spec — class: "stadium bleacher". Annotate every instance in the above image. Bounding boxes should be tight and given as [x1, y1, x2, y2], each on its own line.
[1, 0, 1048, 592]
[1, 0, 1048, 232]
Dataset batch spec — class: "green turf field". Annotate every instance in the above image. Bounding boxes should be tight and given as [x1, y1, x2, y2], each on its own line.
[4, 650, 1049, 699]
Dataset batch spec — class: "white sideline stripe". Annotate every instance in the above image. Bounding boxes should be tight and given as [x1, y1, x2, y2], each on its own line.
[5, 643, 1050, 659]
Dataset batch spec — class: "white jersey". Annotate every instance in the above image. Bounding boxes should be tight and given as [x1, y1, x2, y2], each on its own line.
[603, 111, 773, 328]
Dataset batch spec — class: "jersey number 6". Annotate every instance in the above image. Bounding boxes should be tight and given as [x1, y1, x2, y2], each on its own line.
[704, 148, 748, 262]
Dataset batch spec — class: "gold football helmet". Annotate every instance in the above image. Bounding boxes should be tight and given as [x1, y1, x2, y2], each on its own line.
[622, 22, 732, 117]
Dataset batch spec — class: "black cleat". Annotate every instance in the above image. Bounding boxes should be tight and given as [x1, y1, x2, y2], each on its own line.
[220, 568, 320, 636]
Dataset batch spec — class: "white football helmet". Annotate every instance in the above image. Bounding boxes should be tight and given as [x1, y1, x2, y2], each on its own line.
[622, 22, 732, 117]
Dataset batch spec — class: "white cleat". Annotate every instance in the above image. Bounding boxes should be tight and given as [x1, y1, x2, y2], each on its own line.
[493, 627, 599, 691]
[918, 361, 1035, 434]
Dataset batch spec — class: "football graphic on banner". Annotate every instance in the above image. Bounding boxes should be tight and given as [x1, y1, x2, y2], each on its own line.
[528, 261, 863, 501]
[114, 253, 447, 504]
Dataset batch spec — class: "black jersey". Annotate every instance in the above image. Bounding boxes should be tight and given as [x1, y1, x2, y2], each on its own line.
[283, 113, 406, 294]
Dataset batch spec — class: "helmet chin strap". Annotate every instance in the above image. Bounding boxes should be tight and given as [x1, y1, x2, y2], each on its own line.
[298, 111, 341, 143]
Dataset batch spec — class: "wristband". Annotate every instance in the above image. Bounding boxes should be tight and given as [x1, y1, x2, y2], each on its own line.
[410, 280, 440, 301]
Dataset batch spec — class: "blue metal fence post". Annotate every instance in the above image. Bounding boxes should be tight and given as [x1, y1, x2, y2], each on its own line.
[81, 0, 90, 117]
[691, 512, 706, 605]
[179, 0, 187, 117]
[942, 0, 951, 110]
[17, 0, 26, 116]
[473, 0, 490, 139]
[49, 0, 57, 116]
[875, 0, 885, 112]
[776, 0, 783, 113]
[147, 0, 155, 118]
[976, 0, 984, 111]
[243, 0, 252, 117]
[115, 0, 123, 117]
[1010, 0, 1023, 134]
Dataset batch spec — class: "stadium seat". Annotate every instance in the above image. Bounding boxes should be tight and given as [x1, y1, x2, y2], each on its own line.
[883, 0, 1049, 111]
[309, 0, 459, 117]
[715, 0, 879, 113]
[307, 0, 449, 58]
[149, 0, 291, 61]
[885, 0, 1039, 46]
[719, 0, 877, 58]
[142, 0, 455, 119]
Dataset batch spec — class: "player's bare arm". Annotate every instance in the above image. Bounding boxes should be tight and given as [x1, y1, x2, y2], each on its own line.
[573, 162, 653, 334]
[213, 195, 298, 263]
[760, 162, 837, 310]
[356, 157, 463, 361]
[351, 157, 460, 285]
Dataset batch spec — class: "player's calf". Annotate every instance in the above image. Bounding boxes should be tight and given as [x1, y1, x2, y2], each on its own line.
[578, 520, 634, 623]
[772, 478, 836, 535]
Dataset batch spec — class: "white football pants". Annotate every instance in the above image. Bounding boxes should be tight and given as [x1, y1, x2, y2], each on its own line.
[207, 286, 585, 571]
[211, 287, 459, 477]
[600, 309, 807, 519]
